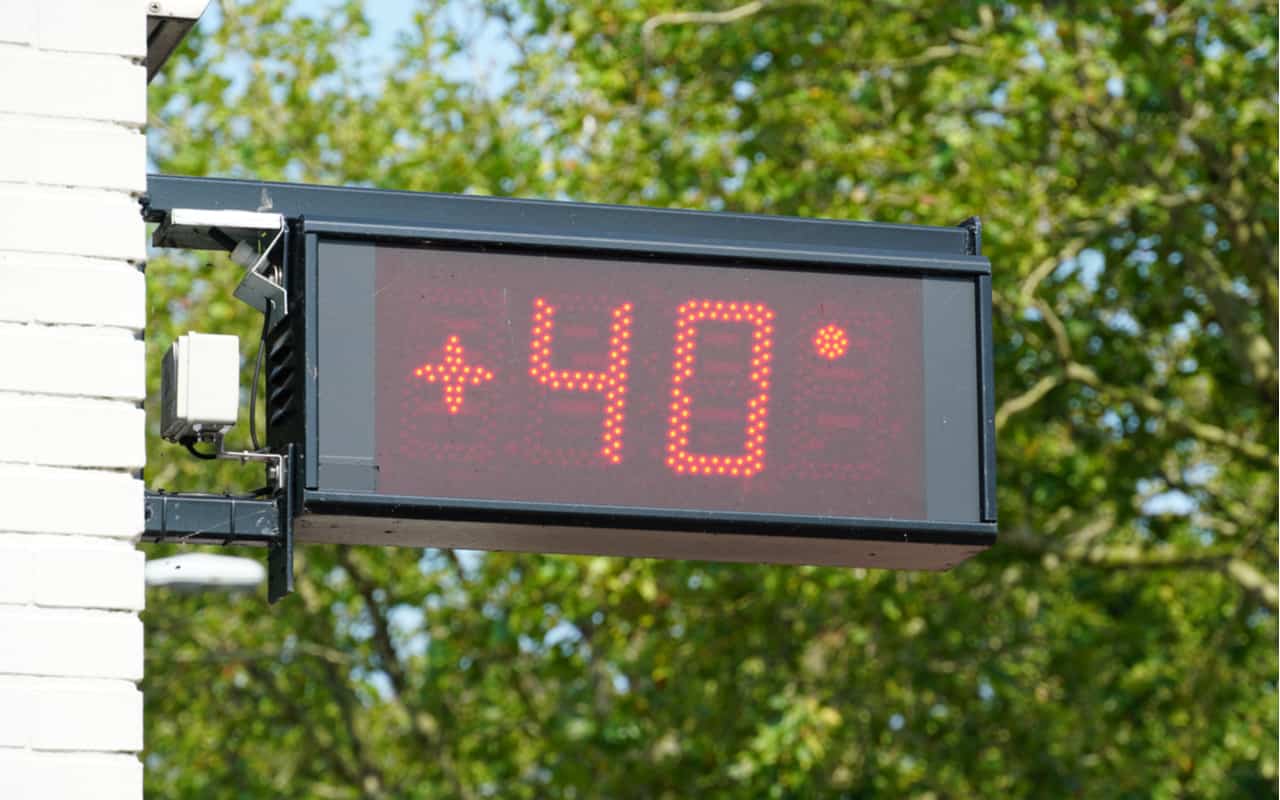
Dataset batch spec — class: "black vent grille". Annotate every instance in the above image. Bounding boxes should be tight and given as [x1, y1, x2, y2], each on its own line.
[264, 315, 299, 440]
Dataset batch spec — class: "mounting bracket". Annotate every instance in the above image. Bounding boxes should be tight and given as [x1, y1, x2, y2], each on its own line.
[142, 443, 298, 602]
[143, 200, 298, 601]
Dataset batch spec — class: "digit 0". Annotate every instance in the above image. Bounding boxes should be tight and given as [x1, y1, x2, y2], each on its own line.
[528, 298, 633, 464]
[665, 300, 775, 477]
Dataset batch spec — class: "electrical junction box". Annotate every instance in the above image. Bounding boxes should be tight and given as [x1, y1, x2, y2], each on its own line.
[161, 332, 240, 441]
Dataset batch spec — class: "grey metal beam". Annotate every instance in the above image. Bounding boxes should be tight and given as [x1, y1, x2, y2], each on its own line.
[143, 174, 981, 266]
[143, 492, 278, 545]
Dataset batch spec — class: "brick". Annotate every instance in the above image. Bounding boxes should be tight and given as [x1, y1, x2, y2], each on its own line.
[0, 325, 143, 400]
[0, 185, 143, 261]
[40, 679, 141, 751]
[0, 0, 36, 45]
[0, 464, 143, 538]
[34, 0, 145, 57]
[0, 750, 142, 800]
[0, 395, 144, 469]
[0, 676, 142, 751]
[0, 44, 144, 125]
[0, 606, 142, 679]
[0, 533, 144, 610]
[33, 538, 144, 611]
[0, 534, 144, 610]
[0, 538, 35, 604]
[0, 253, 144, 329]
[0, 678, 32, 747]
[0, 117, 146, 192]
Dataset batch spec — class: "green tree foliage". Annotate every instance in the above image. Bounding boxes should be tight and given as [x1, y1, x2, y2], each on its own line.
[143, 1, 1277, 796]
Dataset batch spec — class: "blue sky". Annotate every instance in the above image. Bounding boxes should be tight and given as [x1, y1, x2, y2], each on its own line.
[363, 0, 416, 50]
[186, 0, 519, 95]
[355, 0, 519, 94]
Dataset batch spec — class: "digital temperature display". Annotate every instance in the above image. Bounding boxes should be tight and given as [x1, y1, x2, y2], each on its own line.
[144, 174, 994, 574]
[371, 247, 927, 519]
[294, 210, 991, 569]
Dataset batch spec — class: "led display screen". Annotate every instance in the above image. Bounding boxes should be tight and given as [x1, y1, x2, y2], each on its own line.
[327, 244, 979, 522]
[142, 173, 994, 572]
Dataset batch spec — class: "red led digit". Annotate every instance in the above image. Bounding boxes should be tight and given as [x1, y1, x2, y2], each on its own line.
[665, 300, 775, 477]
[528, 297, 633, 463]
[813, 323, 850, 360]
[411, 334, 495, 415]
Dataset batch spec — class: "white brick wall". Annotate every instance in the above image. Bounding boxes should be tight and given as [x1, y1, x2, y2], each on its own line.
[0, 464, 144, 538]
[0, 751, 143, 800]
[0, 396, 145, 467]
[0, 1, 148, 797]
[0, 533, 145, 610]
[0, 186, 145, 260]
[0, 607, 144, 679]
[0, 117, 147, 192]
[0, 676, 143, 750]
[0, 325, 145, 399]
[0, 0, 145, 56]
[0, 46, 146, 123]
[0, 253, 146, 329]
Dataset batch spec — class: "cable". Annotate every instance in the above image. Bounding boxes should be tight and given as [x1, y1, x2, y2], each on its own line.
[184, 440, 218, 460]
[249, 297, 272, 451]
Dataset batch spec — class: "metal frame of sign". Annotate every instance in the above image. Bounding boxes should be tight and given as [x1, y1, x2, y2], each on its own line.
[142, 174, 997, 599]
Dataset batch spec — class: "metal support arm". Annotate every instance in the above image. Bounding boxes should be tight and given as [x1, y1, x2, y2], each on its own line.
[143, 492, 279, 545]
[143, 447, 298, 602]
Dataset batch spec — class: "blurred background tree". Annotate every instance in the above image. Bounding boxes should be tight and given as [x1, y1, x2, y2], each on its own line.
[142, 1, 1277, 797]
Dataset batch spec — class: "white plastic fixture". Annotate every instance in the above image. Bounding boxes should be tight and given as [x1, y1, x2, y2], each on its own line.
[146, 553, 266, 593]
[161, 332, 240, 442]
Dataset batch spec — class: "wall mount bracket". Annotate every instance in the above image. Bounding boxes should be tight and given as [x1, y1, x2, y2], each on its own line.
[156, 207, 288, 325]
[142, 444, 298, 602]
[144, 199, 297, 601]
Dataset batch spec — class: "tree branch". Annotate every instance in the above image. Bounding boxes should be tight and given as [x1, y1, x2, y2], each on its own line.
[1003, 527, 1278, 610]
[995, 373, 1061, 432]
[642, 0, 770, 49]
[336, 550, 477, 800]
[1019, 242, 1085, 362]
[843, 41, 984, 70]
[240, 659, 367, 793]
[1224, 559, 1278, 610]
[1065, 362, 1277, 467]
[315, 653, 389, 798]
[160, 641, 354, 666]
[336, 552, 427, 722]
[641, 0, 827, 55]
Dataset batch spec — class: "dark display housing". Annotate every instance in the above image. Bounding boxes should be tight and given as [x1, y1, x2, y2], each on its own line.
[148, 175, 996, 573]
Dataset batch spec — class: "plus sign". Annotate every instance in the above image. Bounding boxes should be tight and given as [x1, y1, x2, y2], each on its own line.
[413, 334, 495, 414]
